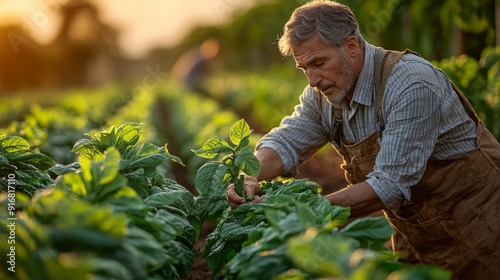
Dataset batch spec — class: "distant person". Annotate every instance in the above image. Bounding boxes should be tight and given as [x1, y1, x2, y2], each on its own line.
[226, 1, 500, 279]
[171, 39, 220, 96]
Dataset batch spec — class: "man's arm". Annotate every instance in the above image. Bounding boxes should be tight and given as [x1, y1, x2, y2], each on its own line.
[229, 147, 386, 216]
[255, 148, 283, 181]
[325, 182, 386, 217]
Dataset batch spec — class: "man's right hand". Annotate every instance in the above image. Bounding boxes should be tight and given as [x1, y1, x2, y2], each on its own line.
[226, 174, 264, 209]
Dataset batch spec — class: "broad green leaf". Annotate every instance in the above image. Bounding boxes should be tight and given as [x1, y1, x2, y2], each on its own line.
[162, 144, 184, 165]
[296, 203, 318, 227]
[234, 149, 260, 177]
[234, 247, 292, 280]
[328, 206, 351, 228]
[222, 241, 259, 276]
[194, 162, 228, 195]
[87, 128, 115, 147]
[8, 153, 54, 170]
[261, 194, 297, 206]
[234, 133, 251, 152]
[56, 173, 87, 196]
[79, 156, 93, 184]
[205, 238, 233, 274]
[207, 199, 230, 220]
[98, 148, 121, 185]
[115, 123, 143, 153]
[11, 169, 53, 195]
[162, 183, 196, 210]
[230, 201, 265, 221]
[135, 142, 159, 157]
[122, 169, 150, 198]
[219, 222, 255, 240]
[30, 188, 128, 237]
[124, 153, 168, 171]
[124, 227, 172, 272]
[234, 174, 246, 198]
[339, 216, 394, 250]
[274, 179, 308, 195]
[229, 119, 251, 146]
[164, 240, 196, 279]
[286, 229, 355, 277]
[143, 209, 185, 241]
[145, 191, 184, 208]
[94, 176, 129, 204]
[0, 136, 31, 156]
[72, 138, 101, 159]
[264, 208, 287, 231]
[49, 162, 81, 176]
[191, 137, 231, 159]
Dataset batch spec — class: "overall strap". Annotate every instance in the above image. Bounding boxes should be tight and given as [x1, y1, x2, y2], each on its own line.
[448, 81, 480, 123]
[373, 47, 409, 124]
[373, 47, 480, 126]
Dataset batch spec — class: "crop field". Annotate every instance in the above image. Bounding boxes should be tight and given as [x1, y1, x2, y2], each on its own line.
[0, 58, 498, 279]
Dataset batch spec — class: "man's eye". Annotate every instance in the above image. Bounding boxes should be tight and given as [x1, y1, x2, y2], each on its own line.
[314, 62, 323, 67]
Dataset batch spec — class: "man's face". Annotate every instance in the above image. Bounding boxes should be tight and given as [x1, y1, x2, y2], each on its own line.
[292, 33, 356, 107]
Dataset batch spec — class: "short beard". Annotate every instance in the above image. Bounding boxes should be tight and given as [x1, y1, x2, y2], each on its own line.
[324, 52, 355, 107]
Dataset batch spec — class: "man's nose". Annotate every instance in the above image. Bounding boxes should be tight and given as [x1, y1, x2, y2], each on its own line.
[306, 69, 321, 88]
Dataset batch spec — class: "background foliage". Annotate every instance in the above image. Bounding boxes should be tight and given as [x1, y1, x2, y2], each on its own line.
[0, 1, 498, 278]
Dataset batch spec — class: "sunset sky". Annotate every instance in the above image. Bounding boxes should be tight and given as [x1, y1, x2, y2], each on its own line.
[0, 0, 260, 58]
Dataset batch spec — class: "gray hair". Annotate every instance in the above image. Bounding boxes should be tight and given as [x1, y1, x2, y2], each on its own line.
[278, 0, 364, 56]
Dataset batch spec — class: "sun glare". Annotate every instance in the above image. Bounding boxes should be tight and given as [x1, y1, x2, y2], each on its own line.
[0, 0, 66, 44]
[0, 0, 259, 57]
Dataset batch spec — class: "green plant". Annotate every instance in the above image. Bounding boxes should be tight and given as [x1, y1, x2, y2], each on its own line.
[0, 123, 200, 280]
[191, 119, 260, 221]
[434, 46, 500, 139]
[55, 147, 197, 279]
[0, 135, 54, 196]
[71, 122, 184, 198]
[192, 119, 451, 280]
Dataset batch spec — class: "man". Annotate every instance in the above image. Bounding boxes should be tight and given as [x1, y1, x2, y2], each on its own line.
[171, 38, 220, 96]
[226, 0, 500, 278]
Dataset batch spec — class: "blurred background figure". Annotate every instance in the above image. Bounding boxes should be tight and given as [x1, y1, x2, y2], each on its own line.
[170, 38, 221, 96]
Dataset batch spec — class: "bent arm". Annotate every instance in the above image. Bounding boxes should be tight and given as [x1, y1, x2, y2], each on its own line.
[255, 148, 283, 181]
[325, 181, 385, 218]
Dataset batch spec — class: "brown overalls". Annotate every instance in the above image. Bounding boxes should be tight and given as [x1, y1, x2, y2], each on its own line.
[337, 48, 500, 279]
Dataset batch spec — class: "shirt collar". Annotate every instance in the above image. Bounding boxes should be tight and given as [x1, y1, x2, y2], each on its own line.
[350, 42, 376, 107]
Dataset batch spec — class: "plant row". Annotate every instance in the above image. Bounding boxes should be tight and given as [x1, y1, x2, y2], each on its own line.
[0, 119, 452, 279]
[1, 123, 198, 279]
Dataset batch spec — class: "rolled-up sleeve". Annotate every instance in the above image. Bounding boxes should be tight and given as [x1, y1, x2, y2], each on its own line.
[367, 79, 441, 209]
[256, 87, 330, 177]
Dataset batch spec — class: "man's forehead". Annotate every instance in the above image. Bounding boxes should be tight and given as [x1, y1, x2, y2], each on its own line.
[292, 39, 336, 67]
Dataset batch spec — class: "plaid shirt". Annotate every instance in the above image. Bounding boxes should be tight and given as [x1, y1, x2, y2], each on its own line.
[257, 43, 477, 208]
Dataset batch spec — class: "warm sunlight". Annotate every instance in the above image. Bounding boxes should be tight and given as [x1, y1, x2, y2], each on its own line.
[0, 0, 65, 44]
[0, 0, 259, 58]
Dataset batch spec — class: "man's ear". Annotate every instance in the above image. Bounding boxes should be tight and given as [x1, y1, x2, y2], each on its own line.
[344, 36, 360, 58]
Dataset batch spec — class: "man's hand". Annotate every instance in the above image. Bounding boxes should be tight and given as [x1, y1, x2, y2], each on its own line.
[226, 174, 264, 209]
[226, 148, 283, 209]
